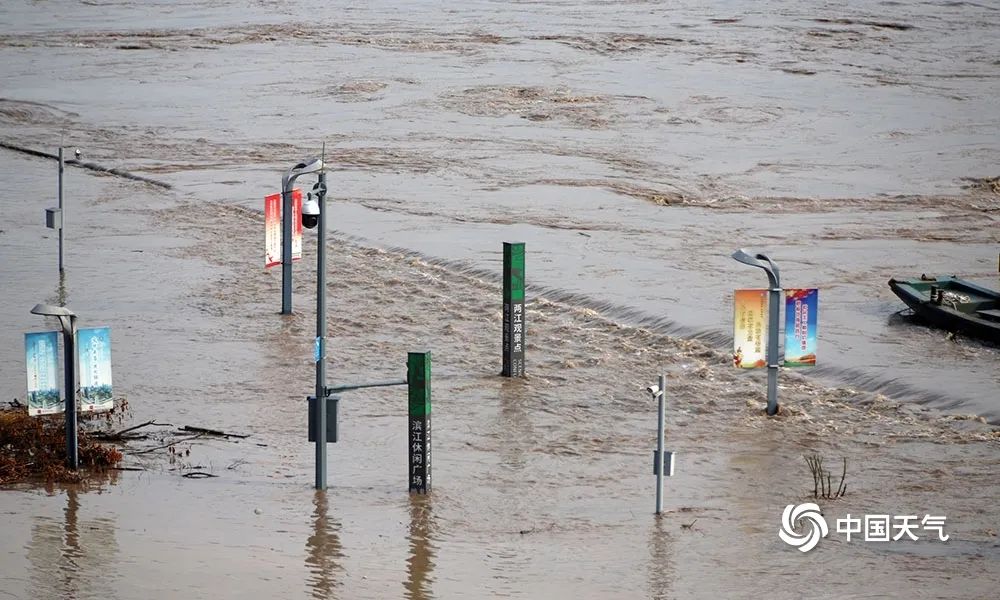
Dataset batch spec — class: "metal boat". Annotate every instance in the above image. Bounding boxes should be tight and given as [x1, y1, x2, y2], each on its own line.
[888, 275, 1000, 343]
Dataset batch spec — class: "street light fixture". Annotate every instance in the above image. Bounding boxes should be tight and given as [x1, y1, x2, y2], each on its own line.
[281, 157, 324, 315]
[731, 248, 782, 416]
[30, 303, 79, 469]
[310, 165, 331, 490]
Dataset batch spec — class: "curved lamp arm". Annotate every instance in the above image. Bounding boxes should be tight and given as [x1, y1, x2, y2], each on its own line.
[283, 157, 325, 193]
[731, 248, 780, 289]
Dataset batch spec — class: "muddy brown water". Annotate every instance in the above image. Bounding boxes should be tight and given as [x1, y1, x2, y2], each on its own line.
[2, 1, 1000, 598]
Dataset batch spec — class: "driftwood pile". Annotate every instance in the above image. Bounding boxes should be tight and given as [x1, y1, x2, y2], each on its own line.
[2, 399, 250, 484]
[0, 408, 123, 484]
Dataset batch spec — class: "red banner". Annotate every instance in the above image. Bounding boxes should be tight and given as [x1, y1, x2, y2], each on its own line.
[264, 193, 280, 268]
[264, 189, 303, 268]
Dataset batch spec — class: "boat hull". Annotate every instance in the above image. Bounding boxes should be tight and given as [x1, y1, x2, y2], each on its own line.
[888, 276, 1000, 344]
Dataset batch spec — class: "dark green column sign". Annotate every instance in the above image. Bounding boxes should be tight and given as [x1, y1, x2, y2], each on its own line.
[502, 242, 526, 377]
[408, 351, 431, 494]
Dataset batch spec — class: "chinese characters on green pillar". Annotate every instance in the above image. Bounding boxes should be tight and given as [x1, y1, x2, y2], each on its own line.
[408, 351, 431, 493]
[502, 242, 525, 377]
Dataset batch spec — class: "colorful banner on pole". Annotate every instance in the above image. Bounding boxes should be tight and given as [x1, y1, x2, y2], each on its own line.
[78, 327, 114, 412]
[25, 331, 61, 415]
[784, 289, 818, 367]
[265, 192, 281, 268]
[264, 189, 303, 269]
[733, 289, 767, 369]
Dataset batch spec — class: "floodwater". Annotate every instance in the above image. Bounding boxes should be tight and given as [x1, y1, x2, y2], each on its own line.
[1, 1, 999, 598]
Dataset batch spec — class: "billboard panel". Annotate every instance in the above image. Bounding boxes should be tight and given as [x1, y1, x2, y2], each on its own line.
[78, 327, 114, 413]
[733, 289, 768, 369]
[784, 289, 818, 367]
[25, 331, 61, 415]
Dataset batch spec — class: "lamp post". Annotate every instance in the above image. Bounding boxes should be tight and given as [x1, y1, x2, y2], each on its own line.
[731, 249, 781, 416]
[312, 167, 329, 490]
[57, 147, 65, 274]
[30, 303, 79, 469]
[281, 157, 324, 315]
[45, 148, 81, 280]
[280, 156, 338, 489]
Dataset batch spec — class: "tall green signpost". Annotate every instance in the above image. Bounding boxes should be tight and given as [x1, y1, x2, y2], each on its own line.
[408, 352, 432, 494]
[502, 242, 525, 377]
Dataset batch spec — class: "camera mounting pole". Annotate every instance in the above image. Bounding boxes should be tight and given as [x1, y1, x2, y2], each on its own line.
[313, 168, 329, 489]
[280, 157, 323, 315]
[649, 374, 674, 515]
[45, 147, 80, 284]
[57, 147, 64, 274]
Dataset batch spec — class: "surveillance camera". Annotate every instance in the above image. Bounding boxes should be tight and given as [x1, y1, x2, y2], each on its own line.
[646, 384, 662, 398]
[302, 195, 320, 229]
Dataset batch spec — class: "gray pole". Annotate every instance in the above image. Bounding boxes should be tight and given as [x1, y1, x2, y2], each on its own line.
[766, 285, 780, 416]
[58, 147, 64, 274]
[732, 249, 782, 416]
[760, 255, 781, 417]
[314, 170, 328, 490]
[655, 373, 665, 514]
[62, 314, 78, 469]
[281, 177, 293, 315]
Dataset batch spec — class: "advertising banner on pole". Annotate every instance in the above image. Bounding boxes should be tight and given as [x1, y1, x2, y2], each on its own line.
[292, 188, 303, 262]
[733, 289, 768, 369]
[265, 192, 281, 268]
[784, 289, 818, 366]
[78, 327, 113, 412]
[264, 189, 303, 268]
[24, 331, 61, 415]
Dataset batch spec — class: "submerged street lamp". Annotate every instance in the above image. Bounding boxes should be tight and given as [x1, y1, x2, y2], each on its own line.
[281, 157, 325, 315]
[308, 165, 331, 490]
[30, 303, 79, 469]
[731, 249, 781, 416]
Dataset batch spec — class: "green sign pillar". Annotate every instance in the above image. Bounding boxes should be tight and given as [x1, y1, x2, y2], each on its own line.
[502, 242, 525, 377]
[408, 351, 432, 494]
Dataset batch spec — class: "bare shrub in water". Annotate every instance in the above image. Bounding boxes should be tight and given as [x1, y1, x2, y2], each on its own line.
[805, 454, 847, 500]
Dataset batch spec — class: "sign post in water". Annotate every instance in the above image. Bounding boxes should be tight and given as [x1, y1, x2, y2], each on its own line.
[408, 352, 432, 494]
[502, 242, 525, 378]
